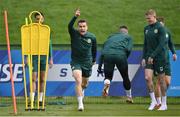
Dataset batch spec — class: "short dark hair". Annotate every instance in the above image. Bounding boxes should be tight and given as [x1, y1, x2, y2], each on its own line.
[77, 19, 87, 25]
[34, 12, 44, 18]
[119, 25, 128, 30]
[157, 16, 164, 23]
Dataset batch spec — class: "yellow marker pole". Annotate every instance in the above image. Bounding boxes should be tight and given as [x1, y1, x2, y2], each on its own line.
[21, 11, 50, 110]
[22, 17, 29, 110]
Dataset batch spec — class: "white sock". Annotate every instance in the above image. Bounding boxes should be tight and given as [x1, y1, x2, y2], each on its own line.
[125, 89, 132, 98]
[31, 92, 35, 102]
[39, 92, 43, 102]
[161, 96, 167, 106]
[156, 97, 161, 105]
[77, 96, 83, 105]
[149, 92, 157, 103]
[104, 79, 110, 85]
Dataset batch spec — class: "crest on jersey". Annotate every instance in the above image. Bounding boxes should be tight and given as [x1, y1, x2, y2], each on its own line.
[166, 33, 169, 38]
[87, 39, 91, 43]
[154, 29, 158, 33]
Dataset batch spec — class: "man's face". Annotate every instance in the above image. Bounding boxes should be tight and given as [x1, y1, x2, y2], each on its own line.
[35, 15, 44, 23]
[78, 22, 88, 35]
[145, 14, 156, 25]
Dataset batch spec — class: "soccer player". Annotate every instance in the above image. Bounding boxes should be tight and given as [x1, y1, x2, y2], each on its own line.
[142, 9, 168, 110]
[155, 17, 177, 108]
[28, 12, 53, 106]
[68, 8, 97, 111]
[97, 25, 133, 103]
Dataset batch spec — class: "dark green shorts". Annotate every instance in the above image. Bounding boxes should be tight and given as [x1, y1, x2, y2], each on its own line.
[154, 60, 171, 76]
[145, 59, 165, 74]
[32, 55, 47, 72]
[70, 60, 92, 78]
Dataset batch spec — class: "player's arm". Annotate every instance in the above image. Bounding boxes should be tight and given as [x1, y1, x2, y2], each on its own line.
[126, 37, 133, 58]
[97, 52, 104, 73]
[168, 31, 176, 54]
[68, 9, 80, 35]
[150, 26, 167, 58]
[142, 29, 147, 66]
[92, 36, 97, 64]
[49, 39, 53, 68]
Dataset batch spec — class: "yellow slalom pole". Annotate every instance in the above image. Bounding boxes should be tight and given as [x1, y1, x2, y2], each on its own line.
[37, 24, 41, 110]
[23, 18, 29, 110]
[42, 45, 49, 110]
[29, 20, 34, 110]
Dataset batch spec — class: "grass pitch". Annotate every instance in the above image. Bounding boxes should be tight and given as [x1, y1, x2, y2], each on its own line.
[0, 96, 180, 116]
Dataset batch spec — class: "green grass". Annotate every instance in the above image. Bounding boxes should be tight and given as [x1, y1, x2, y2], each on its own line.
[0, 96, 180, 116]
[0, 0, 180, 45]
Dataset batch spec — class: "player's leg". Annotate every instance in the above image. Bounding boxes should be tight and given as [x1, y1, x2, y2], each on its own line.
[155, 78, 162, 108]
[39, 71, 45, 105]
[32, 72, 37, 103]
[144, 63, 157, 110]
[81, 77, 89, 99]
[73, 69, 84, 111]
[155, 61, 167, 111]
[103, 55, 115, 97]
[31, 56, 38, 104]
[38, 56, 47, 106]
[165, 75, 171, 88]
[71, 61, 84, 111]
[116, 56, 133, 103]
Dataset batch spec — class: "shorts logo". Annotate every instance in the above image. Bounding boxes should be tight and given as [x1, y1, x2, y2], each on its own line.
[160, 67, 163, 72]
[71, 66, 75, 70]
[154, 29, 158, 33]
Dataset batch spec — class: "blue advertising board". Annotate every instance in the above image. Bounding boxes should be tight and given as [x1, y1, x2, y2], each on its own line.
[0, 50, 179, 96]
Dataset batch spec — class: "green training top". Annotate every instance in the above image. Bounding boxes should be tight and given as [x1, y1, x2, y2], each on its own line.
[142, 21, 168, 60]
[68, 16, 97, 62]
[98, 32, 133, 66]
[165, 27, 176, 54]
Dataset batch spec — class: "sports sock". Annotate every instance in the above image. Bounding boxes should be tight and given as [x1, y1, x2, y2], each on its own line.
[125, 89, 132, 98]
[77, 96, 83, 105]
[149, 92, 157, 103]
[161, 96, 167, 105]
[39, 92, 43, 102]
[156, 97, 161, 105]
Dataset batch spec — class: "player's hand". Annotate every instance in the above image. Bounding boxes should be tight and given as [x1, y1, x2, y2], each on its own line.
[75, 8, 80, 17]
[147, 57, 153, 64]
[97, 66, 103, 74]
[141, 59, 146, 67]
[173, 54, 177, 61]
[24, 57, 28, 67]
[49, 58, 53, 69]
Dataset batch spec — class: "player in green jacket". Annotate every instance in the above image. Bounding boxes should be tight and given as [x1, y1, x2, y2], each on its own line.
[142, 9, 168, 111]
[68, 8, 97, 111]
[98, 25, 133, 103]
[155, 17, 177, 108]
[27, 12, 53, 106]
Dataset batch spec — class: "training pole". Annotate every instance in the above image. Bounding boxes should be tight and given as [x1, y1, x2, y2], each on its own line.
[4, 10, 17, 115]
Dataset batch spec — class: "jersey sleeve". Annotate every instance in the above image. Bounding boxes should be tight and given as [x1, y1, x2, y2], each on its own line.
[68, 16, 77, 36]
[49, 38, 53, 59]
[142, 28, 147, 59]
[92, 36, 97, 62]
[126, 36, 133, 57]
[167, 31, 176, 54]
